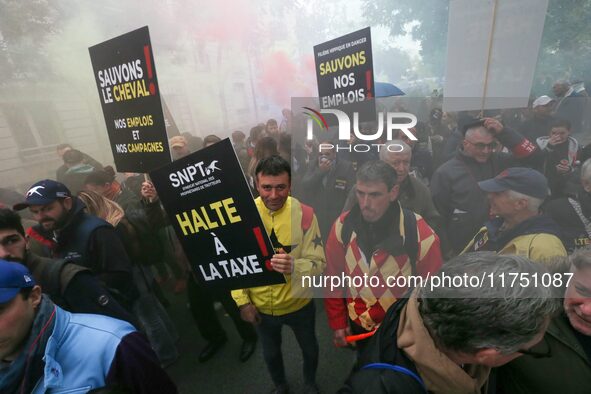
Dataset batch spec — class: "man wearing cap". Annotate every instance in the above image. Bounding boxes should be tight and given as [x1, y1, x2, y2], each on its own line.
[0, 208, 136, 325]
[169, 135, 191, 160]
[430, 117, 540, 256]
[461, 167, 567, 262]
[14, 179, 136, 310]
[519, 95, 556, 141]
[0, 259, 177, 393]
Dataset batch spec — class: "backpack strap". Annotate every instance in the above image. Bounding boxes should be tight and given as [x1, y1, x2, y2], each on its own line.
[401, 209, 418, 276]
[38, 258, 71, 307]
[345, 295, 427, 394]
[300, 203, 314, 233]
[361, 363, 427, 393]
[341, 214, 354, 248]
[360, 296, 411, 366]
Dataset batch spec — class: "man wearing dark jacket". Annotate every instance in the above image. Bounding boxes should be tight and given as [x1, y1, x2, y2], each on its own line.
[14, 179, 136, 310]
[430, 117, 540, 255]
[0, 208, 136, 325]
[301, 141, 356, 240]
[342, 252, 559, 394]
[497, 247, 591, 394]
[544, 158, 591, 252]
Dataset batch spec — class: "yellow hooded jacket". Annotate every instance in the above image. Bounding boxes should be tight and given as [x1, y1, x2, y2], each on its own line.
[462, 216, 567, 263]
[231, 196, 326, 315]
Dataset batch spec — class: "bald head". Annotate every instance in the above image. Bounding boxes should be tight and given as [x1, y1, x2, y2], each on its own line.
[463, 127, 495, 163]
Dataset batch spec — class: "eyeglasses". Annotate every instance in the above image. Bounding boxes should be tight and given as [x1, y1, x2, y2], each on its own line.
[465, 140, 497, 151]
[260, 184, 288, 192]
[517, 337, 552, 359]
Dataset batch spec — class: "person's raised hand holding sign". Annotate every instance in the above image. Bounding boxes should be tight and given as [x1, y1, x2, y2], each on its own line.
[270, 247, 294, 274]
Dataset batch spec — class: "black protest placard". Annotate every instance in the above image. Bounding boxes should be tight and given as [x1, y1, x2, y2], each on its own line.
[313, 27, 375, 123]
[89, 26, 171, 173]
[161, 97, 180, 137]
[149, 138, 285, 289]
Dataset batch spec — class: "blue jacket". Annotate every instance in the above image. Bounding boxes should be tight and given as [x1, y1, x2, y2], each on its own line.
[32, 305, 134, 393]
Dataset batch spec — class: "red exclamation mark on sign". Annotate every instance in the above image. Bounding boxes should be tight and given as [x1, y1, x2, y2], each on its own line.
[144, 45, 156, 95]
[253, 227, 272, 271]
[366, 70, 373, 99]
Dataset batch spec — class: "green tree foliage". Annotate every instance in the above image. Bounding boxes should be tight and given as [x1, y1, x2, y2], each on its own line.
[363, 0, 591, 93]
[0, 0, 71, 82]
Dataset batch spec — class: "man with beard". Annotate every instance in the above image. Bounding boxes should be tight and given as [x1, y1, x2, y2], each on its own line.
[0, 260, 176, 393]
[13, 179, 136, 310]
[0, 208, 135, 325]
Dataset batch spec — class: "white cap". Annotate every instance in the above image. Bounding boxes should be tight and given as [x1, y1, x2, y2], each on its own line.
[532, 95, 555, 108]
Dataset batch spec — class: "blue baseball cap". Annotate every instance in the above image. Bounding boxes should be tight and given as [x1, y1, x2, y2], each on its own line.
[13, 179, 72, 211]
[478, 167, 549, 200]
[0, 260, 36, 304]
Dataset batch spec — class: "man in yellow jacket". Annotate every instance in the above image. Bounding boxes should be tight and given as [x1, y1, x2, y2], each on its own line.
[462, 167, 567, 262]
[232, 155, 326, 394]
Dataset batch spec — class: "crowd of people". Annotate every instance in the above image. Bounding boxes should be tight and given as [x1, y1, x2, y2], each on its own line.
[0, 78, 590, 393]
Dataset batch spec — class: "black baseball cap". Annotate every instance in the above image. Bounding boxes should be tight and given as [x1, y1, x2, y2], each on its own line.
[478, 167, 549, 200]
[13, 179, 72, 211]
